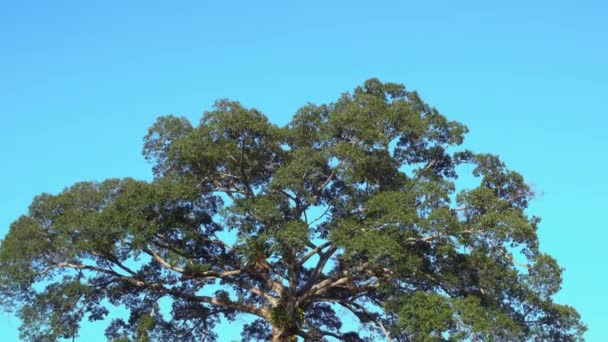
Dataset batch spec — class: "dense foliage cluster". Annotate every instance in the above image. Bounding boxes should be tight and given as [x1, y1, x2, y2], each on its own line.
[0, 79, 584, 341]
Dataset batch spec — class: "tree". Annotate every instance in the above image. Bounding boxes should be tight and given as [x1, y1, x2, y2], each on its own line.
[0, 79, 585, 341]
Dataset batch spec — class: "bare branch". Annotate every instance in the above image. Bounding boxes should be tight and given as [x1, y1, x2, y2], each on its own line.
[144, 248, 185, 274]
[298, 241, 333, 266]
[89, 250, 137, 276]
[341, 301, 393, 342]
[423, 159, 436, 172]
[318, 159, 344, 193]
[307, 205, 332, 227]
[298, 246, 338, 300]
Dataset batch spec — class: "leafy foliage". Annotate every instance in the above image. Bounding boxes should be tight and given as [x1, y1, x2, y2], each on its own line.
[0, 79, 585, 341]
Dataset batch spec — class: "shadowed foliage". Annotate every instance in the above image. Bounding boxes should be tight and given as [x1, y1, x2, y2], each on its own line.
[0, 79, 585, 341]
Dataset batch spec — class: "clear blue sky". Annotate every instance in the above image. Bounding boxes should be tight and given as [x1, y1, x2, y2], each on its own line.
[1, 0, 606, 340]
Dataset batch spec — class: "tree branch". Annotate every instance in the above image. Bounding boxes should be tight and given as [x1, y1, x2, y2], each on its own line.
[298, 246, 338, 299]
[298, 241, 333, 266]
[307, 205, 332, 227]
[144, 248, 185, 273]
[340, 301, 393, 342]
[39, 261, 271, 319]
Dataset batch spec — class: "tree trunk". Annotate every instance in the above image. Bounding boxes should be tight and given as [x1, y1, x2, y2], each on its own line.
[271, 326, 295, 342]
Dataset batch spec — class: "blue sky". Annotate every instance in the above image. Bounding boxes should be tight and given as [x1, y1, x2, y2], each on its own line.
[1, 0, 607, 340]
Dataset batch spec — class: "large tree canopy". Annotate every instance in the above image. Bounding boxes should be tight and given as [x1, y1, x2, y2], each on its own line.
[1, 79, 584, 341]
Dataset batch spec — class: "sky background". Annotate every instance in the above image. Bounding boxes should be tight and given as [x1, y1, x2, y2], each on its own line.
[1, 0, 607, 340]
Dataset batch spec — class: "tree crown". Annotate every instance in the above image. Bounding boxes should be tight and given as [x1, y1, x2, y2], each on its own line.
[0, 79, 585, 341]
